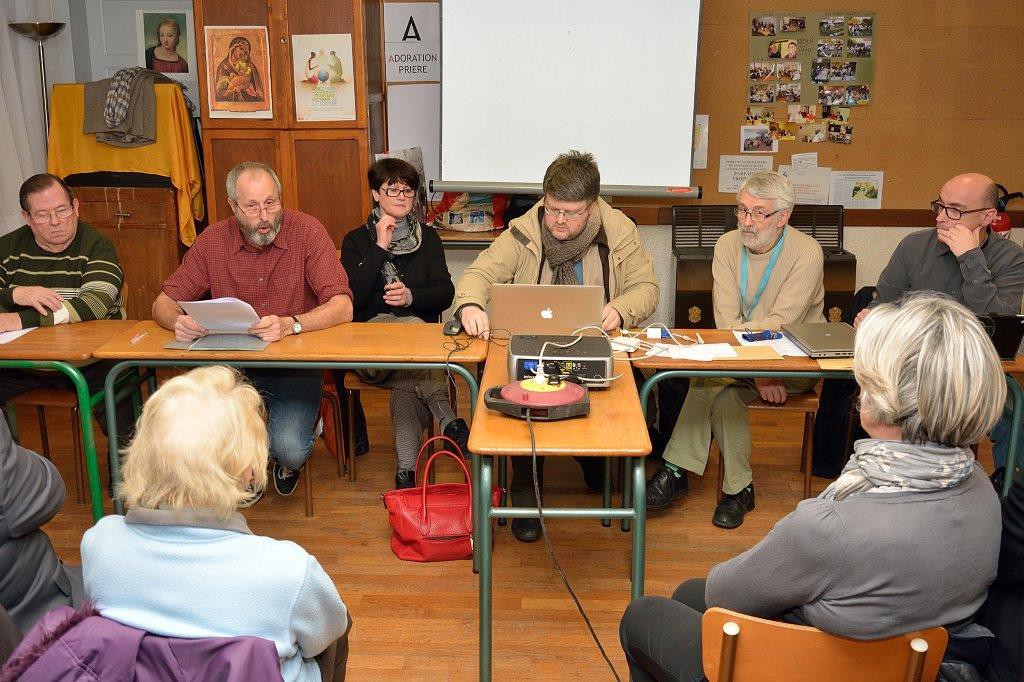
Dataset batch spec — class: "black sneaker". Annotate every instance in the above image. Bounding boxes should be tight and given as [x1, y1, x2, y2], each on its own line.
[712, 484, 755, 529]
[443, 418, 471, 457]
[646, 465, 690, 511]
[395, 469, 416, 490]
[273, 462, 302, 497]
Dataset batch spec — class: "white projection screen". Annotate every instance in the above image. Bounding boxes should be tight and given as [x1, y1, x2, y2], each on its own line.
[440, 0, 702, 190]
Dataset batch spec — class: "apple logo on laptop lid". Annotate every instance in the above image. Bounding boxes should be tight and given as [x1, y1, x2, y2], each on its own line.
[540, 308, 554, 319]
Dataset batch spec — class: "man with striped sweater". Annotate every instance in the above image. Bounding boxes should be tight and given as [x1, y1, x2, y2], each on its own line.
[0, 173, 127, 418]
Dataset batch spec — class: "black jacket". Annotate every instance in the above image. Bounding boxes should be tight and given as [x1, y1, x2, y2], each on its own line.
[340, 221, 454, 322]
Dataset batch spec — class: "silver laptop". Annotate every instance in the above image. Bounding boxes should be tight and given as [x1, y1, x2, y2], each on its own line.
[782, 322, 855, 358]
[490, 284, 603, 335]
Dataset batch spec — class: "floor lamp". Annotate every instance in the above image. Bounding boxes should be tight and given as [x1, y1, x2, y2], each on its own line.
[8, 21, 66, 151]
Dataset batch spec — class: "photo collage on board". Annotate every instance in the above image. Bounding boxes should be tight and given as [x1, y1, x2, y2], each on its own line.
[745, 11, 875, 151]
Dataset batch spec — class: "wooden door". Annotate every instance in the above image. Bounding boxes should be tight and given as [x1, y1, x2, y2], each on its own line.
[285, 129, 371, 245]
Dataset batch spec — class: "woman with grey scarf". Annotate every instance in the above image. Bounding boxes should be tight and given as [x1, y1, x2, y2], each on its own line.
[621, 292, 1005, 681]
[334, 158, 467, 490]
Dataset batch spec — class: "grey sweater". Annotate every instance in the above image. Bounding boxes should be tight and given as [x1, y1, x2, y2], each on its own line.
[0, 418, 80, 632]
[872, 228, 1024, 314]
[706, 466, 1001, 639]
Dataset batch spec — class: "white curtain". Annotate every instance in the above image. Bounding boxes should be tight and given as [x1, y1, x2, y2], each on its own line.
[1, 1, 47, 235]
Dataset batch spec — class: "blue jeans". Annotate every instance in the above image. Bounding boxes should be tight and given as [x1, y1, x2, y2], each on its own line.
[245, 368, 323, 470]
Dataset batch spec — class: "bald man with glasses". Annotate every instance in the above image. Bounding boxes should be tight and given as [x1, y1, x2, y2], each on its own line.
[856, 172, 1024, 327]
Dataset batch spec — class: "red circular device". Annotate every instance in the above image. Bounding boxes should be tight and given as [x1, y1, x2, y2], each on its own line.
[499, 379, 586, 407]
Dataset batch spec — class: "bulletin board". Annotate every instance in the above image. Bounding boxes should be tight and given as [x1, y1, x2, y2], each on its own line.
[645, 2, 1024, 226]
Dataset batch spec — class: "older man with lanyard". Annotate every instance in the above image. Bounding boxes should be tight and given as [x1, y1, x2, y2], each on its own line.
[647, 172, 824, 529]
[153, 162, 352, 502]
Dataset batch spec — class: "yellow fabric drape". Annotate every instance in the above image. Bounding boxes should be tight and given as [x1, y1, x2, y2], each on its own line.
[47, 83, 204, 245]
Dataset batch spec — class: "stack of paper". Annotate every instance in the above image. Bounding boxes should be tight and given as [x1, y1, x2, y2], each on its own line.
[732, 330, 808, 357]
[646, 343, 738, 361]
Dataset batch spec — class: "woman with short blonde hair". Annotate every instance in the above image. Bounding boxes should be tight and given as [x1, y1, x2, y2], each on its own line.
[83, 366, 350, 682]
[621, 293, 1003, 680]
[118, 365, 268, 516]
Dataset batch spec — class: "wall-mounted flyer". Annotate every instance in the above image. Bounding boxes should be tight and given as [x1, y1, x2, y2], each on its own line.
[292, 34, 356, 121]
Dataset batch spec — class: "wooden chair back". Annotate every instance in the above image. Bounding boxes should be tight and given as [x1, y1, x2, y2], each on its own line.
[701, 607, 948, 682]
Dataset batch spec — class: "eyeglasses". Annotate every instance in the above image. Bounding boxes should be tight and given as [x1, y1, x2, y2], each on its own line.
[543, 204, 591, 221]
[235, 200, 282, 217]
[734, 206, 781, 223]
[930, 199, 989, 221]
[380, 187, 417, 198]
[29, 206, 74, 223]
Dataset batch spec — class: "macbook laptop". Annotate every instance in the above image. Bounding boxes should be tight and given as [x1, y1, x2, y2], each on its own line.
[490, 284, 603, 335]
[979, 314, 1024, 360]
[782, 322, 855, 358]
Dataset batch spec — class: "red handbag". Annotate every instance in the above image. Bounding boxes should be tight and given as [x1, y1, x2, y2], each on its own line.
[381, 436, 502, 562]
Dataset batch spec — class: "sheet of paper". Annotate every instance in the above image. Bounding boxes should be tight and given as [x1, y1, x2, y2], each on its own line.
[829, 170, 884, 209]
[791, 152, 818, 168]
[778, 164, 831, 205]
[718, 155, 773, 193]
[645, 342, 738, 361]
[732, 330, 808, 357]
[692, 114, 709, 170]
[0, 328, 35, 344]
[179, 297, 261, 334]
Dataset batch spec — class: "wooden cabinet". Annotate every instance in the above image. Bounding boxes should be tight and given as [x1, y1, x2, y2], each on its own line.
[193, 0, 372, 244]
[74, 187, 184, 321]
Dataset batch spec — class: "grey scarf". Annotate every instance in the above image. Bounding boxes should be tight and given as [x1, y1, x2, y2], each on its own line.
[540, 206, 602, 285]
[366, 209, 421, 283]
[819, 438, 976, 501]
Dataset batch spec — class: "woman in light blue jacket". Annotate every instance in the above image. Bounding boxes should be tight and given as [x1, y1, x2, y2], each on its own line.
[82, 366, 349, 682]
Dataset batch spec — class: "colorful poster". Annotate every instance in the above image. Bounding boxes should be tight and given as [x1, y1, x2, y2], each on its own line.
[205, 26, 273, 119]
[747, 10, 876, 107]
[292, 34, 356, 121]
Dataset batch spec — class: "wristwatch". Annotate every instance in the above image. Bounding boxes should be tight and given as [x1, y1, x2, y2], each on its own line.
[291, 315, 302, 335]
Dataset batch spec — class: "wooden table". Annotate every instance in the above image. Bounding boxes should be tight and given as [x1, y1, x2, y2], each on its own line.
[0, 320, 138, 520]
[633, 329, 1024, 497]
[92, 321, 489, 513]
[468, 344, 651, 681]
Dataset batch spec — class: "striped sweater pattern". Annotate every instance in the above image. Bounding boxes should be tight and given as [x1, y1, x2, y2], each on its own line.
[0, 222, 124, 328]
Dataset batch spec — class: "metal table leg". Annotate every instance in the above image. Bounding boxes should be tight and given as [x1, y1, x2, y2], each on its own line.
[478, 455, 494, 682]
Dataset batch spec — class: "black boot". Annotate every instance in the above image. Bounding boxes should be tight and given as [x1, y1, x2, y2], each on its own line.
[443, 418, 471, 457]
[646, 465, 690, 511]
[712, 484, 755, 529]
[394, 469, 415, 490]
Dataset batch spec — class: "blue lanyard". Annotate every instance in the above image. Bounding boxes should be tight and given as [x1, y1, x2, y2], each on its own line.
[740, 227, 786, 322]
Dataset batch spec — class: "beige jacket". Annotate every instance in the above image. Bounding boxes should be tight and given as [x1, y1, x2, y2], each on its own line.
[454, 198, 659, 328]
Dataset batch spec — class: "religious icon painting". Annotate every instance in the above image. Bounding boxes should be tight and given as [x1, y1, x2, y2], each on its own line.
[205, 26, 273, 118]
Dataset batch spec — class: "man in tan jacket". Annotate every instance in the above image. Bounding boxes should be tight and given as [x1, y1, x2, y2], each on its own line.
[647, 171, 824, 529]
[454, 150, 658, 542]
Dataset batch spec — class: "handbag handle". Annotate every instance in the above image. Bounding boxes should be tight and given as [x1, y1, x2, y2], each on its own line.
[420, 450, 473, 524]
[414, 434, 465, 484]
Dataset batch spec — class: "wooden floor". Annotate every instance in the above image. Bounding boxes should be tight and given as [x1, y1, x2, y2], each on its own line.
[19, 389, 995, 681]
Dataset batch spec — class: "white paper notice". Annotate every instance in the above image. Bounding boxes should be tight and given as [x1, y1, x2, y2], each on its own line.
[732, 330, 808, 357]
[646, 342, 738, 361]
[692, 114, 709, 170]
[179, 298, 261, 334]
[829, 171, 884, 209]
[791, 152, 818, 168]
[718, 155, 773, 193]
[0, 328, 35, 344]
[778, 164, 832, 205]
